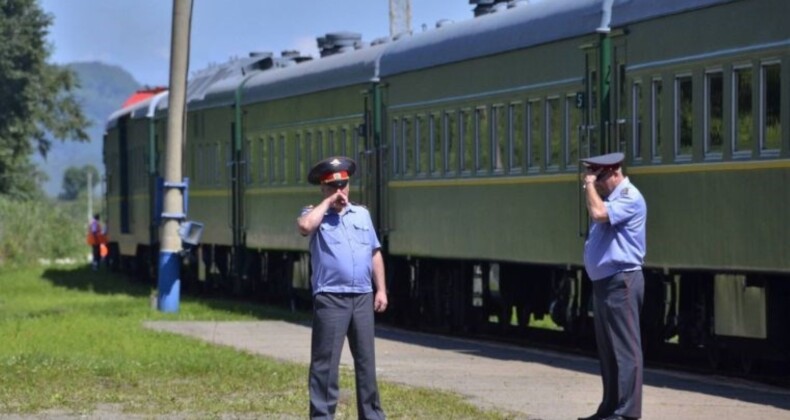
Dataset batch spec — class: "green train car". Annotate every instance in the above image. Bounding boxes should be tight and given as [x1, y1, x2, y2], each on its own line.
[104, 0, 789, 371]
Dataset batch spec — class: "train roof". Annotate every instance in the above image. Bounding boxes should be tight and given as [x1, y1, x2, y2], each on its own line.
[379, 0, 739, 77]
[198, 43, 387, 108]
[611, 0, 737, 27]
[105, 89, 169, 131]
[107, 0, 741, 122]
[379, 0, 604, 77]
[158, 54, 275, 112]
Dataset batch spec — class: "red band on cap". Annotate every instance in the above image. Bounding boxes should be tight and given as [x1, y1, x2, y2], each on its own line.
[321, 171, 349, 183]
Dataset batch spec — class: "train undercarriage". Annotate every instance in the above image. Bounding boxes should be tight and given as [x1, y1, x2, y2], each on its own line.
[112, 242, 790, 379]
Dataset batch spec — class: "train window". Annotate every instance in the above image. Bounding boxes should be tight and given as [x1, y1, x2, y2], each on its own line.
[674, 75, 693, 160]
[566, 95, 582, 169]
[279, 135, 286, 184]
[430, 114, 441, 175]
[705, 71, 724, 158]
[460, 109, 474, 173]
[391, 118, 400, 176]
[210, 143, 215, 185]
[403, 117, 414, 176]
[632, 82, 643, 161]
[195, 144, 202, 184]
[205, 143, 211, 185]
[327, 130, 336, 156]
[204, 144, 210, 184]
[191, 114, 199, 138]
[294, 133, 302, 183]
[528, 100, 543, 172]
[131, 148, 138, 189]
[258, 138, 267, 183]
[321, 129, 330, 159]
[509, 102, 525, 174]
[268, 136, 276, 184]
[352, 123, 362, 166]
[651, 78, 663, 162]
[444, 111, 458, 175]
[339, 127, 346, 156]
[416, 115, 429, 175]
[475, 106, 490, 174]
[761, 62, 781, 154]
[491, 104, 506, 173]
[245, 139, 253, 184]
[546, 97, 561, 169]
[303, 132, 313, 177]
[733, 66, 753, 156]
[315, 130, 324, 161]
[215, 142, 223, 185]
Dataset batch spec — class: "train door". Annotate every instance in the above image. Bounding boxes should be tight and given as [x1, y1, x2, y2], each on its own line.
[611, 35, 628, 154]
[577, 40, 603, 239]
[118, 116, 131, 234]
[147, 117, 160, 247]
[358, 83, 385, 232]
[581, 32, 627, 156]
[229, 113, 247, 283]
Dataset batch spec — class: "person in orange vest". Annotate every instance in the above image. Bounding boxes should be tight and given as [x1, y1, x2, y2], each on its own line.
[88, 214, 102, 270]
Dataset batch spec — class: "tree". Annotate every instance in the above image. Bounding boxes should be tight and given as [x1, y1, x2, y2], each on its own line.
[0, 0, 90, 199]
[58, 164, 99, 201]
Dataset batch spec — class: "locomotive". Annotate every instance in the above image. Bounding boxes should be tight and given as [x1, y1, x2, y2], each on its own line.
[104, 0, 790, 372]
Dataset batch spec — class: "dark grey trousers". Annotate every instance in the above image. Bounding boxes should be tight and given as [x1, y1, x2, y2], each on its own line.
[592, 270, 644, 419]
[309, 292, 385, 420]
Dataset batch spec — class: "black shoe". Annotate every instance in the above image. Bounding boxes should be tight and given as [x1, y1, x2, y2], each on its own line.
[601, 415, 638, 420]
[578, 415, 601, 420]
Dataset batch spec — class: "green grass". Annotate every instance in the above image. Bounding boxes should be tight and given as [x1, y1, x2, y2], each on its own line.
[0, 265, 516, 419]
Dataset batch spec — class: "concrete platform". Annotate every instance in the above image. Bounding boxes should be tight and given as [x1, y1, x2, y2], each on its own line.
[145, 320, 790, 420]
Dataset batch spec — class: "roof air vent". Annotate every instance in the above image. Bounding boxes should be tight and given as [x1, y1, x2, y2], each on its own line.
[318, 32, 362, 57]
[436, 19, 454, 28]
[371, 36, 391, 46]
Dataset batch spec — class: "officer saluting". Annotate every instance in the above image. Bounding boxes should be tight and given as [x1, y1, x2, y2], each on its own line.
[578, 152, 647, 420]
[297, 156, 387, 420]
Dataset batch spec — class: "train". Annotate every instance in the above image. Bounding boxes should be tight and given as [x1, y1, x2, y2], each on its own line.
[103, 0, 789, 373]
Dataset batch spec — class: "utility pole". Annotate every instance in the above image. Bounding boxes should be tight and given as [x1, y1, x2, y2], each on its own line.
[158, 0, 193, 312]
[389, 0, 412, 38]
[87, 170, 93, 222]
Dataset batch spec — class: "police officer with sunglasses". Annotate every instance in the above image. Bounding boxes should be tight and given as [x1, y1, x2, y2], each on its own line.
[297, 156, 387, 420]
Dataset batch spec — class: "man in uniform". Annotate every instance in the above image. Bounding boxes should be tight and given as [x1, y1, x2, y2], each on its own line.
[88, 213, 102, 271]
[578, 152, 647, 420]
[297, 156, 387, 420]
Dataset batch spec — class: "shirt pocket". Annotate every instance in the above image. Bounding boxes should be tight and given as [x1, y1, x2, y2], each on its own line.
[320, 223, 343, 244]
[351, 222, 371, 245]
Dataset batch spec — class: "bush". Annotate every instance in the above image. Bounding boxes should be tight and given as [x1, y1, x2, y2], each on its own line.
[0, 196, 93, 266]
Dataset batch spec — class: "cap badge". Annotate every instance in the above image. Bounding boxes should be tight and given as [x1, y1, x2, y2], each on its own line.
[330, 158, 341, 167]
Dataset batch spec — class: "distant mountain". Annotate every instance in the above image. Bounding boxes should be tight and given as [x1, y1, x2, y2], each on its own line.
[35, 62, 141, 197]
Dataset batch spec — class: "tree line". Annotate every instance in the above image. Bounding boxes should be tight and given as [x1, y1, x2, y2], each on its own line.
[0, 0, 90, 200]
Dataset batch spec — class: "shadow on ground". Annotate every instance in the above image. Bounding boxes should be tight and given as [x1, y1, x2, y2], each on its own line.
[39, 265, 308, 323]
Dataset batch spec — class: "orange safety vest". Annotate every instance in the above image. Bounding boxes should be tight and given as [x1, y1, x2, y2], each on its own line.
[87, 221, 101, 246]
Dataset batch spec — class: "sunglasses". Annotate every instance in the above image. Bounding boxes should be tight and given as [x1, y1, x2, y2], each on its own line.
[324, 180, 349, 189]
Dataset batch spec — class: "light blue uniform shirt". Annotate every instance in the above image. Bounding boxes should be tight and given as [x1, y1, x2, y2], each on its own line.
[584, 177, 647, 281]
[302, 203, 381, 295]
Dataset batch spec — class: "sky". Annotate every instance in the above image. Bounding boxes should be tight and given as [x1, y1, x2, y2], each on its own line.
[39, 0, 478, 87]
[34, 0, 480, 197]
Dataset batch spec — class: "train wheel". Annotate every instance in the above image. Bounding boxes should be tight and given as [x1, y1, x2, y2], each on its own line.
[705, 336, 724, 371]
[738, 353, 755, 375]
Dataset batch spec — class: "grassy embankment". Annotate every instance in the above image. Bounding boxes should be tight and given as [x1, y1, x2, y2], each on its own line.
[0, 265, 517, 419]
